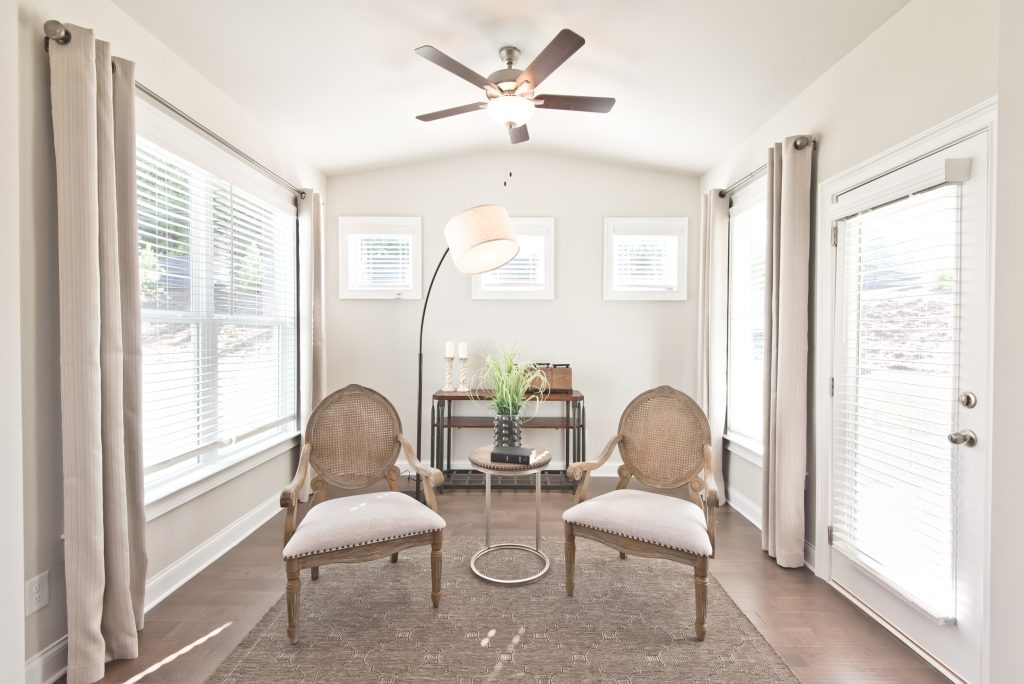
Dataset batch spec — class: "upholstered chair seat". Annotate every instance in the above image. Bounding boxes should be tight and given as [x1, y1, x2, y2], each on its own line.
[283, 492, 446, 560]
[563, 489, 712, 557]
[562, 386, 719, 640]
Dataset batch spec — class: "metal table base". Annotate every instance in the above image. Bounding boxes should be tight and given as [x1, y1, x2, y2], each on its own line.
[469, 466, 550, 585]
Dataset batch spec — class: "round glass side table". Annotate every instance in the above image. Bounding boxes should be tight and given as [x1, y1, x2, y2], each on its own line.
[467, 445, 552, 585]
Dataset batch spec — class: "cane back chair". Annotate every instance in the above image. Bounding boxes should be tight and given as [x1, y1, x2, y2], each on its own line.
[280, 384, 445, 643]
[562, 385, 719, 640]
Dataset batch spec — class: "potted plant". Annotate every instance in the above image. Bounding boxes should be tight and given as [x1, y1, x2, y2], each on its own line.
[476, 351, 549, 447]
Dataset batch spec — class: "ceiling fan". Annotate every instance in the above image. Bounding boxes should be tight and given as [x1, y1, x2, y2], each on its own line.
[414, 28, 615, 144]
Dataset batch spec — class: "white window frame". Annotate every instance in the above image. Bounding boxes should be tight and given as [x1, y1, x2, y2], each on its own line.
[472, 217, 555, 300]
[724, 177, 768, 459]
[603, 217, 688, 300]
[338, 216, 422, 299]
[135, 95, 300, 517]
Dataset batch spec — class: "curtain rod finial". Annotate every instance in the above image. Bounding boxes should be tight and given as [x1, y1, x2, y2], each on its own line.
[44, 20, 70, 44]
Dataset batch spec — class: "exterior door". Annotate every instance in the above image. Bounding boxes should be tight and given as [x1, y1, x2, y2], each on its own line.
[829, 131, 990, 682]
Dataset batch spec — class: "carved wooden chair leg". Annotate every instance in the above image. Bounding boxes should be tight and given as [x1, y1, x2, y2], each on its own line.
[565, 522, 576, 597]
[694, 560, 708, 641]
[310, 566, 319, 580]
[430, 531, 442, 608]
[619, 552, 627, 560]
[286, 562, 301, 644]
[390, 552, 399, 563]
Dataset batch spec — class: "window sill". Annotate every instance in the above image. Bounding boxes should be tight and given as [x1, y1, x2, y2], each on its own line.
[724, 433, 764, 468]
[144, 431, 301, 522]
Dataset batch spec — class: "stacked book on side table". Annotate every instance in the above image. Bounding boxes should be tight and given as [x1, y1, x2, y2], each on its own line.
[491, 445, 544, 466]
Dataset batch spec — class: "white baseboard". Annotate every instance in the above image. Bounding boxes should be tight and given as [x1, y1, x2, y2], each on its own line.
[25, 493, 281, 684]
[724, 485, 762, 529]
[24, 635, 67, 684]
[804, 541, 816, 573]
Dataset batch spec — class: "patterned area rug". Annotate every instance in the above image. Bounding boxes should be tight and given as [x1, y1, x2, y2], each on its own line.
[208, 536, 796, 682]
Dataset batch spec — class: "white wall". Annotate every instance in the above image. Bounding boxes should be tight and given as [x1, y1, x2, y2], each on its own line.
[988, 0, 1024, 679]
[325, 151, 700, 472]
[15, 0, 324, 667]
[1, 1, 26, 680]
[700, 0, 999, 539]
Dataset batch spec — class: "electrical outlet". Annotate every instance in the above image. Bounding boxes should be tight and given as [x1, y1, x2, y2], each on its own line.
[25, 571, 49, 616]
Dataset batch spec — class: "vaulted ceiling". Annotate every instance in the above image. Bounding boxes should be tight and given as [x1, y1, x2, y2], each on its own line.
[113, 0, 908, 175]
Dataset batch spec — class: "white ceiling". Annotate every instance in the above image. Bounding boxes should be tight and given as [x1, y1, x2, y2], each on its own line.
[113, 0, 908, 176]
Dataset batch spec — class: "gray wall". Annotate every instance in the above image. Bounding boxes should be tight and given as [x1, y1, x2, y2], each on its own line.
[324, 151, 701, 473]
[15, 0, 324, 663]
[701, 0, 999, 550]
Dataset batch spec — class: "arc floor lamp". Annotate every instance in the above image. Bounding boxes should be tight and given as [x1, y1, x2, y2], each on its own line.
[414, 205, 520, 499]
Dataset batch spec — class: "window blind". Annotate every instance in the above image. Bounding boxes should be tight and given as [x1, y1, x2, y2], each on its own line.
[832, 183, 961, 621]
[348, 233, 413, 291]
[727, 180, 768, 446]
[480, 233, 545, 291]
[137, 135, 297, 478]
[611, 234, 679, 291]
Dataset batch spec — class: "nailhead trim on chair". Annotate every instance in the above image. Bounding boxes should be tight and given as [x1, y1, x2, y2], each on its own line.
[283, 526, 445, 560]
[568, 522, 712, 557]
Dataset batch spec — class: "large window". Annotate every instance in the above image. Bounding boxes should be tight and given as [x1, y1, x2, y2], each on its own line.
[137, 98, 298, 497]
[726, 179, 768, 451]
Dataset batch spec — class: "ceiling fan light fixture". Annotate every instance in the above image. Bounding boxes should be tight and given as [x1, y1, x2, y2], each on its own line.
[486, 95, 535, 128]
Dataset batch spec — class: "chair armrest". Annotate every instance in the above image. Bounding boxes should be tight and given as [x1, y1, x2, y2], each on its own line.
[281, 443, 311, 509]
[567, 434, 622, 504]
[398, 434, 444, 512]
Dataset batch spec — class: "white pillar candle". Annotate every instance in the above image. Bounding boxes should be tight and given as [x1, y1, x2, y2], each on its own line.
[445, 341, 455, 359]
[458, 342, 468, 359]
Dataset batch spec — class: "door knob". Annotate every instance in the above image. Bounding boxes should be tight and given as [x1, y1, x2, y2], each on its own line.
[948, 429, 978, 447]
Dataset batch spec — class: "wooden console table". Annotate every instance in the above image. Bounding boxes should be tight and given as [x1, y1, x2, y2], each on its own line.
[430, 390, 586, 490]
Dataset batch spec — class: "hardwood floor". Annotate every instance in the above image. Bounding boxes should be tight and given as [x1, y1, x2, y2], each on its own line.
[96, 478, 946, 683]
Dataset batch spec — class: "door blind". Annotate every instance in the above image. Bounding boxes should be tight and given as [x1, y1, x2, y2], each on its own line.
[832, 182, 961, 621]
[138, 137, 297, 475]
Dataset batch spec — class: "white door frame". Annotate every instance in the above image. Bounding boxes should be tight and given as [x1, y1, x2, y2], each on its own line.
[813, 98, 997, 677]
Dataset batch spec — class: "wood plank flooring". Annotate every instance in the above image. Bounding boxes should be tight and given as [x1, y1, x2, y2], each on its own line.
[95, 478, 947, 683]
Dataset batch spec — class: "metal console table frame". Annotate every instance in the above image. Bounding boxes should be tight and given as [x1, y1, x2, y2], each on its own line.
[430, 390, 585, 489]
[468, 446, 551, 585]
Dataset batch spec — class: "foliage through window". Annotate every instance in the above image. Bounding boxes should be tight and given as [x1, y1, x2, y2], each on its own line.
[137, 133, 298, 495]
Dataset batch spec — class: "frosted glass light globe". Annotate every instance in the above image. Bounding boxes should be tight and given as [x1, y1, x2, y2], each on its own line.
[486, 95, 536, 128]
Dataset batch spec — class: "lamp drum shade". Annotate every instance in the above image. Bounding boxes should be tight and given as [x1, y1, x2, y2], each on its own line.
[444, 205, 520, 274]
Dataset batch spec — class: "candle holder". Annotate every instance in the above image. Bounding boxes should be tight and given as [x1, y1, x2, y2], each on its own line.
[458, 356, 470, 392]
[443, 356, 455, 392]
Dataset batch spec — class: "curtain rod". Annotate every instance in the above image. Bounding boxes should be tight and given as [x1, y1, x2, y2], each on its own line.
[718, 135, 813, 198]
[43, 20, 307, 200]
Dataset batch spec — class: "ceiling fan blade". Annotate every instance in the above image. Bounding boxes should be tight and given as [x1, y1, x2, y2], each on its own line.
[516, 29, 585, 90]
[415, 45, 495, 90]
[416, 102, 486, 122]
[509, 124, 529, 144]
[535, 94, 615, 113]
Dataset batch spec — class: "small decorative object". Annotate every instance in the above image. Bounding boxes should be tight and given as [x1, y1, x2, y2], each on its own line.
[477, 350, 548, 447]
[443, 341, 455, 391]
[457, 341, 470, 392]
[531, 362, 573, 392]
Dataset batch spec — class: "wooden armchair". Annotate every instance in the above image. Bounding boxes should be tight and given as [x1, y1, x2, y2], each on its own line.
[562, 385, 719, 640]
[280, 384, 445, 643]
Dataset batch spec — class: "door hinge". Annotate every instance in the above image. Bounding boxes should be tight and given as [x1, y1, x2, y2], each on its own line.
[831, 223, 838, 247]
[830, 377, 835, 396]
[827, 525, 834, 545]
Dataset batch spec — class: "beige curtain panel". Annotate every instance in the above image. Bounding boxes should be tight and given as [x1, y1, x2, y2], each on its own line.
[298, 191, 327, 501]
[761, 136, 815, 568]
[697, 189, 730, 504]
[48, 26, 147, 684]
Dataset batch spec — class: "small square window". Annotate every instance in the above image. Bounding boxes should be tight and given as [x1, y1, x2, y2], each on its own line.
[472, 217, 555, 300]
[603, 217, 688, 300]
[339, 217, 422, 299]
